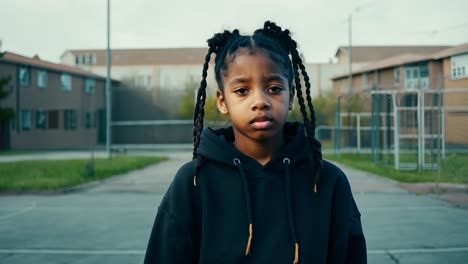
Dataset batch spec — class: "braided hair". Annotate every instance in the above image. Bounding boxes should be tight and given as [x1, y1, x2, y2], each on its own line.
[193, 21, 322, 181]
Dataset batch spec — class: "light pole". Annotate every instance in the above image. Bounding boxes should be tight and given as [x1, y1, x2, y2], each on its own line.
[346, 2, 372, 146]
[106, 0, 112, 158]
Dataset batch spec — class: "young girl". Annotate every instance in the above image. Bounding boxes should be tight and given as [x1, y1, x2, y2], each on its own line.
[144, 21, 366, 264]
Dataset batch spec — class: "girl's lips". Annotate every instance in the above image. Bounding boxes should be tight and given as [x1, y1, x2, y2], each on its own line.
[250, 115, 273, 129]
[251, 120, 272, 129]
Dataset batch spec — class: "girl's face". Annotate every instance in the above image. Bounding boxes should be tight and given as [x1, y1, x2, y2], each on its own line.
[216, 49, 293, 144]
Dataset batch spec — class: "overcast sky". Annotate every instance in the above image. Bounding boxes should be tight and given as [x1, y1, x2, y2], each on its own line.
[2, 0, 468, 63]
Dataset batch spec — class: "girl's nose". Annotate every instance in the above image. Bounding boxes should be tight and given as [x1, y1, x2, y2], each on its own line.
[251, 90, 271, 111]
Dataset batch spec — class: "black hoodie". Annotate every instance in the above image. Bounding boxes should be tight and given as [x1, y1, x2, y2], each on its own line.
[144, 122, 366, 263]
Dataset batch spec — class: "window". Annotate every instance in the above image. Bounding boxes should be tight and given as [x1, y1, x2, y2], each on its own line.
[85, 78, 96, 94]
[87, 54, 92, 64]
[48, 110, 59, 129]
[37, 70, 47, 88]
[64, 110, 77, 130]
[75, 56, 80, 65]
[36, 110, 47, 129]
[21, 110, 31, 130]
[394, 67, 400, 85]
[451, 53, 468, 79]
[61, 74, 72, 91]
[81, 55, 86, 65]
[419, 64, 428, 78]
[19, 66, 30, 86]
[85, 111, 95, 128]
[362, 73, 368, 89]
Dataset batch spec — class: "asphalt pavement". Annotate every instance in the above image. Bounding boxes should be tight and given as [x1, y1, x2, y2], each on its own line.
[1, 150, 467, 263]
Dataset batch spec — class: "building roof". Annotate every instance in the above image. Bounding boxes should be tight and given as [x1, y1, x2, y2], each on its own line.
[0, 51, 107, 79]
[62, 48, 209, 66]
[332, 43, 468, 80]
[432, 43, 468, 59]
[334, 45, 451, 63]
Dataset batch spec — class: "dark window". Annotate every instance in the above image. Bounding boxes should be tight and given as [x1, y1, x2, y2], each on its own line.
[419, 64, 428, 78]
[60, 74, 72, 91]
[36, 110, 47, 129]
[21, 110, 31, 130]
[48, 110, 59, 129]
[85, 78, 96, 94]
[37, 70, 47, 88]
[19, 67, 30, 86]
[85, 111, 95, 128]
[64, 110, 77, 130]
[394, 67, 400, 84]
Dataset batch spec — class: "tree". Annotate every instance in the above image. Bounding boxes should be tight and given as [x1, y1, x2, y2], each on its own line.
[0, 52, 15, 149]
[177, 81, 228, 121]
[288, 95, 337, 126]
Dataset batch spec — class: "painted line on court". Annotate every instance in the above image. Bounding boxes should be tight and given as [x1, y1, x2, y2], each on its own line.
[0, 202, 36, 221]
[0, 249, 144, 255]
[361, 206, 455, 211]
[368, 247, 468, 255]
[1, 247, 468, 255]
[0, 207, 154, 212]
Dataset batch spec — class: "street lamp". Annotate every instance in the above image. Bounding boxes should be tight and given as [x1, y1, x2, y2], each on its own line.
[106, 0, 112, 158]
[346, 2, 372, 145]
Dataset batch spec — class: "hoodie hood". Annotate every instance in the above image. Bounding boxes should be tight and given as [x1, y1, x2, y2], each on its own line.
[196, 122, 311, 168]
[194, 122, 317, 263]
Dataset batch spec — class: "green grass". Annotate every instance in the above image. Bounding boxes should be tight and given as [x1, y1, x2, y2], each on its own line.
[0, 156, 167, 192]
[0, 150, 42, 156]
[324, 153, 468, 184]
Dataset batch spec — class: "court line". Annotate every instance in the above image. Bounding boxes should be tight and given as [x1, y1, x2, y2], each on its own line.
[0, 202, 36, 221]
[1, 247, 467, 255]
[368, 247, 468, 255]
[0, 206, 455, 212]
[0, 249, 145, 255]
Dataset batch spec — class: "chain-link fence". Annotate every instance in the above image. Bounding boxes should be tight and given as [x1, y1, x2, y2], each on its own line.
[325, 87, 468, 183]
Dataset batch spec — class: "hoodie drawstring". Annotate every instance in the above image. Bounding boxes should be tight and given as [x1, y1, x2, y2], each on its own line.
[283, 158, 299, 264]
[233, 157, 300, 263]
[233, 158, 254, 256]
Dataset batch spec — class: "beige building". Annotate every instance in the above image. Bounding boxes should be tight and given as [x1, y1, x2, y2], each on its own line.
[331, 43, 468, 145]
[61, 48, 217, 117]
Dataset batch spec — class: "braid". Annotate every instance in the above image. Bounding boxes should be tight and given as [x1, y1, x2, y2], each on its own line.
[192, 49, 212, 159]
[290, 49, 323, 163]
[260, 21, 323, 171]
[193, 30, 240, 159]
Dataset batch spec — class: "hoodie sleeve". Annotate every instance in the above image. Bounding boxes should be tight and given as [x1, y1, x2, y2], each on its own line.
[144, 161, 199, 264]
[328, 170, 367, 264]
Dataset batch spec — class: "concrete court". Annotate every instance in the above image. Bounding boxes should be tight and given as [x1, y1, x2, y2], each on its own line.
[0, 150, 467, 264]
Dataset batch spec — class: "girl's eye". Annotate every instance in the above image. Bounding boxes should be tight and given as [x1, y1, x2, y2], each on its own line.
[268, 86, 284, 94]
[234, 88, 248, 95]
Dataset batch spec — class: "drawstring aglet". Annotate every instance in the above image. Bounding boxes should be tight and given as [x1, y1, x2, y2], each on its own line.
[313, 182, 317, 193]
[293, 242, 299, 264]
[193, 175, 197, 186]
[245, 223, 253, 256]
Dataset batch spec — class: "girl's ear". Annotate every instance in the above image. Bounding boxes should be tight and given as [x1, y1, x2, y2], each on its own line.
[216, 90, 229, 114]
[289, 87, 295, 110]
